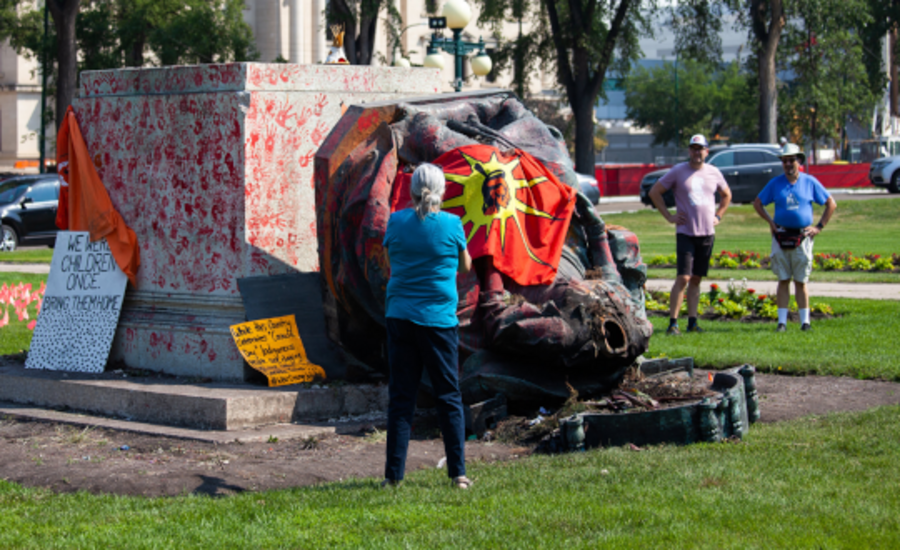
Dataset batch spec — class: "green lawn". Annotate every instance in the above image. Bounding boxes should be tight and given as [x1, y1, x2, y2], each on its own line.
[644, 297, 900, 380]
[0, 273, 47, 356]
[604, 197, 900, 258]
[0, 248, 54, 264]
[2, 405, 899, 548]
[3, 210, 900, 547]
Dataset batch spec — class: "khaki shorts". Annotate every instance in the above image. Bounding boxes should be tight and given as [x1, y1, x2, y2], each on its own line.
[771, 235, 814, 282]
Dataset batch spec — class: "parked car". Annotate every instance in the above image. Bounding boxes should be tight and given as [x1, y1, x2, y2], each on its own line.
[0, 174, 61, 251]
[869, 155, 900, 193]
[576, 173, 601, 205]
[640, 144, 783, 207]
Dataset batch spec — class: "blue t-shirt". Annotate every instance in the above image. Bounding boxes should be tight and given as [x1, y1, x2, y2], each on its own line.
[383, 209, 467, 328]
[757, 173, 831, 229]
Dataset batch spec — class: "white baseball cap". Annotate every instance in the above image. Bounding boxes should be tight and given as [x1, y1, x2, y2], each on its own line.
[689, 134, 709, 148]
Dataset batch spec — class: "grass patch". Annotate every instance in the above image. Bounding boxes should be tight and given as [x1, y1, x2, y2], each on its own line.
[605, 198, 900, 258]
[0, 406, 898, 548]
[0, 248, 54, 264]
[0, 272, 47, 356]
[646, 297, 900, 380]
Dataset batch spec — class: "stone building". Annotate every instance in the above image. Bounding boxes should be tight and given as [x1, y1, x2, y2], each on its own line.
[0, 36, 42, 172]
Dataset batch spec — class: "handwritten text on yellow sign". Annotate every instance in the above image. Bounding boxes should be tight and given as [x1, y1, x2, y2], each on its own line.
[229, 315, 326, 387]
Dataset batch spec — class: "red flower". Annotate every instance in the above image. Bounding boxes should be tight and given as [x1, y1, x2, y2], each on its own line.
[717, 298, 725, 303]
[747, 289, 755, 294]
[710, 284, 719, 290]
[758, 295, 767, 301]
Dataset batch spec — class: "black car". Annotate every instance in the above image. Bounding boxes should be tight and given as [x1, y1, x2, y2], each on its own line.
[640, 144, 783, 207]
[0, 174, 61, 251]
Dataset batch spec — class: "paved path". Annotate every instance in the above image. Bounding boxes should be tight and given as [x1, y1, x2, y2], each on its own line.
[647, 279, 900, 300]
[0, 263, 50, 274]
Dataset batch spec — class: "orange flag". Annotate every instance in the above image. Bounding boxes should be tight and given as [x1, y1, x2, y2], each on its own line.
[56, 106, 140, 286]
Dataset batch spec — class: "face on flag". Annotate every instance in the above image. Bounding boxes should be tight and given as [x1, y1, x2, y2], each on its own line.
[435, 145, 576, 286]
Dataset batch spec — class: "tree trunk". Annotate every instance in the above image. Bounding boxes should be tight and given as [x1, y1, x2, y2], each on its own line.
[329, 0, 381, 66]
[751, 0, 784, 144]
[48, 0, 81, 131]
[891, 26, 898, 117]
[811, 102, 817, 165]
[355, 13, 378, 65]
[127, 33, 145, 67]
[572, 94, 595, 175]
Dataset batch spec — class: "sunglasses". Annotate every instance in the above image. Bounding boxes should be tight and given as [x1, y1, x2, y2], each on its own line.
[781, 157, 799, 164]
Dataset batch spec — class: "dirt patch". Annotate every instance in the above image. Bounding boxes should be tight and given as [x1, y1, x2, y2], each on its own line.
[0, 418, 528, 497]
[1, 371, 899, 497]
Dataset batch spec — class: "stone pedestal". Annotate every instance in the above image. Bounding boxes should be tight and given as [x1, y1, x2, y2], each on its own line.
[73, 63, 441, 380]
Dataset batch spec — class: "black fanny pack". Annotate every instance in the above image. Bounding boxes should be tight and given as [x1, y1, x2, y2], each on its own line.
[775, 227, 805, 249]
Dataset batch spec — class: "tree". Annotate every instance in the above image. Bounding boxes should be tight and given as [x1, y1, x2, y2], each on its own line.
[523, 96, 609, 155]
[624, 59, 756, 146]
[474, 0, 659, 175]
[671, 0, 786, 143]
[778, 0, 877, 161]
[0, 0, 257, 131]
[328, 0, 389, 65]
[48, 0, 80, 132]
[859, 0, 900, 116]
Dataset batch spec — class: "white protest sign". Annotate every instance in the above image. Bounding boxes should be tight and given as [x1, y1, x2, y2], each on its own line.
[26, 231, 128, 373]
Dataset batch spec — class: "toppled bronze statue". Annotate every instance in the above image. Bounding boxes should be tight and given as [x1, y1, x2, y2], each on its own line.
[315, 90, 652, 406]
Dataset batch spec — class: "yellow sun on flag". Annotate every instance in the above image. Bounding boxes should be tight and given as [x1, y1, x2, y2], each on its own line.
[441, 150, 556, 265]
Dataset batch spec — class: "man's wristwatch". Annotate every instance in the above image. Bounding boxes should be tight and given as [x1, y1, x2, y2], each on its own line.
[816, 222, 824, 230]
[715, 214, 721, 221]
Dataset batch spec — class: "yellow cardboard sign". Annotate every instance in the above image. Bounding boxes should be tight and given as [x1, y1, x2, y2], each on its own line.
[229, 315, 326, 387]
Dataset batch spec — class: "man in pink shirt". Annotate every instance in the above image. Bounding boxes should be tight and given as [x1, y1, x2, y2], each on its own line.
[648, 134, 732, 335]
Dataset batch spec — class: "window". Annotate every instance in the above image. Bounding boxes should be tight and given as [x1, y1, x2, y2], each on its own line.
[25, 182, 58, 203]
[0, 181, 27, 203]
[735, 151, 767, 165]
[709, 152, 733, 168]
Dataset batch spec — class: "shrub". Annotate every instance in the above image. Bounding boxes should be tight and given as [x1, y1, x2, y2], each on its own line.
[648, 253, 676, 266]
[821, 258, 844, 271]
[874, 257, 895, 271]
[848, 257, 873, 271]
[713, 300, 748, 319]
[717, 257, 740, 269]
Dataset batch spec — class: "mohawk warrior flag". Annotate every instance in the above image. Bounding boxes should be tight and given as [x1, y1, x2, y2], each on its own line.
[434, 145, 577, 286]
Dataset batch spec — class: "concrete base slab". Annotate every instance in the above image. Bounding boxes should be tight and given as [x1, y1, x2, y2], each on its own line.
[0, 402, 342, 444]
[0, 361, 388, 432]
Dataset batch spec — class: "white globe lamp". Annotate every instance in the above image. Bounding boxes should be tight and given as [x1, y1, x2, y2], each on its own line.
[442, 0, 472, 30]
[471, 51, 492, 77]
[423, 50, 445, 70]
[393, 57, 411, 68]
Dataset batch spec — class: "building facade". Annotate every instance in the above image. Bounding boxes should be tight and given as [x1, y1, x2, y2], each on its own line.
[240, 0, 542, 94]
[0, 38, 43, 172]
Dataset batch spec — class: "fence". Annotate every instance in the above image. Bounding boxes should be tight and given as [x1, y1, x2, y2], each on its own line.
[594, 163, 873, 197]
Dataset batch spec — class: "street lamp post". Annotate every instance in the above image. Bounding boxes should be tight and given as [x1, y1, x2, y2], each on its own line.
[423, 0, 492, 92]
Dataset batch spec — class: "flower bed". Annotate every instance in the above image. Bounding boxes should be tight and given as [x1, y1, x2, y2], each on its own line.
[646, 279, 836, 322]
[0, 282, 45, 330]
[646, 250, 900, 272]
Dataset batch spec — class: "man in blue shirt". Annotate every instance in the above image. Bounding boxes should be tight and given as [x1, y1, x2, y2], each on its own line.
[753, 143, 837, 332]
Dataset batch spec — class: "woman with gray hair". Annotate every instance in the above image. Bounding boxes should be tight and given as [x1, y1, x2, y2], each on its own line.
[381, 163, 473, 489]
